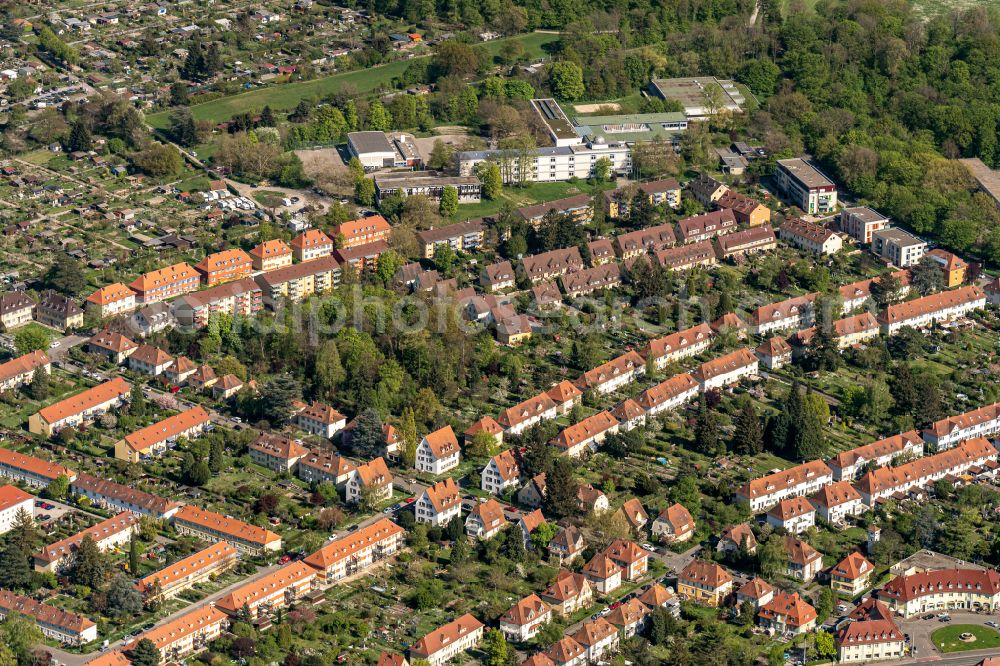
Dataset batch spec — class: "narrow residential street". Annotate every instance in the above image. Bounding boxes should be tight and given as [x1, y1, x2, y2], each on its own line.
[46, 563, 283, 666]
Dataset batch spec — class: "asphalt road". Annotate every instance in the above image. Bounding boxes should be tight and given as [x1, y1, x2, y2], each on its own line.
[898, 610, 1000, 662]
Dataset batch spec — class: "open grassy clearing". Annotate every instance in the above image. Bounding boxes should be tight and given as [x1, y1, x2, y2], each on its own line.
[146, 32, 560, 129]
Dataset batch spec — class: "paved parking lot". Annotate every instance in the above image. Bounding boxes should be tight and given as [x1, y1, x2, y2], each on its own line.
[33, 497, 75, 525]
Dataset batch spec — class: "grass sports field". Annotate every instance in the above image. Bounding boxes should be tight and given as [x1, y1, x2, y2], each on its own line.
[147, 32, 560, 129]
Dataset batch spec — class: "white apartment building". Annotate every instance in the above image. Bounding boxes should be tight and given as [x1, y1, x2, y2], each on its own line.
[878, 285, 986, 334]
[415, 425, 461, 475]
[840, 206, 889, 244]
[810, 481, 864, 524]
[0, 591, 97, 646]
[410, 614, 484, 666]
[775, 158, 838, 214]
[0, 485, 34, 535]
[481, 450, 521, 495]
[857, 437, 998, 506]
[500, 595, 552, 642]
[415, 478, 462, 527]
[923, 402, 1000, 450]
[636, 373, 700, 417]
[829, 432, 925, 480]
[691, 348, 758, 391]
[871, 228, 926, 267]
[641, 323, 714, 370]
[140, 605, 228, 665]
[303, 518, 405, 584]
[736, 460, 834, 512]
[750, 293, 818, 336]
[765, 497, 816, 534]
[458, 139, 631, 184]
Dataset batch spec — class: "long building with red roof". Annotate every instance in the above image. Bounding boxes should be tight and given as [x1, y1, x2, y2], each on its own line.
[878, 568, 1000, 617]
[856, 437, 998, 506]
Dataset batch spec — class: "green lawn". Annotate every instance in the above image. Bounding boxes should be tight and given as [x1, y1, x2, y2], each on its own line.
[932, 624, 1000, 653]
[147, 32, 561, 128]
[455, 180, 611, 221]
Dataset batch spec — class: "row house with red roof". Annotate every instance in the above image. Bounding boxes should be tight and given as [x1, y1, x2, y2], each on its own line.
[923, 401, 1000, 450]
[302, 518, 404, 584]
[856, 438, 998, 506]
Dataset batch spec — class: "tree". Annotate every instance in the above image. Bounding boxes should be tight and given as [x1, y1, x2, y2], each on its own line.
[548, 61, 585, 101]
[911, 256, 945, 295]
[130, 639, 160, 666]
[69, 535, 107, 589]
[593, 157, 612, 182]
[427, 140, 456, 171]
[314, 340, 345, 400]
[814, 631, 836, 660]
[131, 143, 182, 177]
[0, 540, 31, 590]
[184, 453, 211, 486]
[439, 186, 459, 217]
[259, 105, 276, 127]
[482, 629, 509, 666]
[367, 100, 392, 131]
[27, 368, 50, 401]
[355, 177, 376, 206]
[258, 375, 301, 425]
[169, 110, 199, 147]
[42, 474, 67, 501]
[129, 538, 140, 574]
[209, 439, 224, 473]
[107, 572, 143, 617]
[870, 273, 904, 309]
[44, 254, 86, 295]
[757, 536, 785, 579]
[350, 408, 385, 458]
[67, 120, 92, 152]
[732, 397, 763, 455]
[400, 408, 418, 468]
[792, 388, 826, 460]
[693, 395, 722, 456]
[814, 587, 834, 624]
[14, 328, 49, 356]
[544, 458, 579, 519]
[0, 613, 42, 666]
[478, 162, 502, 200]
[806, 296, 841, 372]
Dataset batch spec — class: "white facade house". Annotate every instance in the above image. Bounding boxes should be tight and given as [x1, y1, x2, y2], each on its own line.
[691, 348, 758, 391]
[415, 478, 462, 527]
[415, 425, 461, 475]
[500, 594, 552, 642]
[0, 485, 34, 535]
[481, 450, 521, 495]
[857, 438, 997, 506]
[736, 460, 834, 513]
[923, 402, 1000, 450]
[878, 285, 986, 335]
[871, 228, 926, 267]
[811, 481, 864, 524]
[765, 497, 816, 534]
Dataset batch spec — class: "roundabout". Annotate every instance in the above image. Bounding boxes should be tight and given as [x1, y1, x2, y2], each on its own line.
[932, 624, 1000, 653]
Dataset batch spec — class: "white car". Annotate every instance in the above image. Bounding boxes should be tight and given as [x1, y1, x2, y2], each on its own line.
[49, 340, 60, 348]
